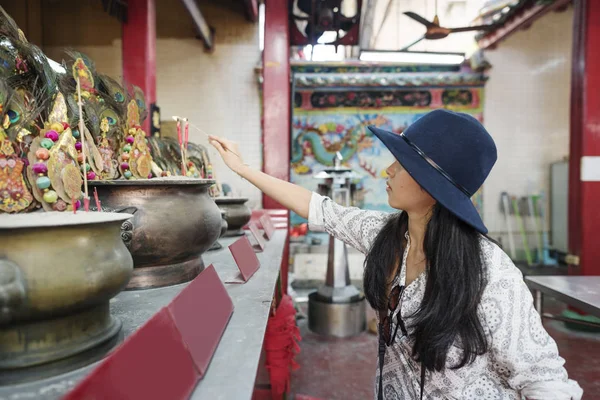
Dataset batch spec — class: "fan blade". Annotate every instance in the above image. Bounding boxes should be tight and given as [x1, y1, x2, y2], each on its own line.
[449, 25, 492, 33]
[297, 0, 312, 15]
[292, 14, 309, 21]
[403, 12, 436, 28]
[400, 35, 426, 51]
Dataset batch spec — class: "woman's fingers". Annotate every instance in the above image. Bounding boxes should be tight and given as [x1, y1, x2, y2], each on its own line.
[209, 135, 230, 148]
[209, 137, 245, 173]
[209, 138, 226, 156]
[209, 135, 237, 154]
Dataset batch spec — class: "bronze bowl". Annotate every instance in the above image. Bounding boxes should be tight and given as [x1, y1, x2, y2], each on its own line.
[90, 178, 222, 290]
[214, 196, 252, 236]
[0, 211, 134, 384]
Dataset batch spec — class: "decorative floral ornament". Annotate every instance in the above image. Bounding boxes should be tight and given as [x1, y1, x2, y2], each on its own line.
[14, 54, 28, 75]
[97, 116, 118, 179]
[68, 56, 104, 181]
[118, 99, 153, 179]
[26, 93, 83, 212]
[0, 85, 34, 213]
[71, 58, 95, 97]
[186, 160, 200, 178]
[0, 128, 33, 213]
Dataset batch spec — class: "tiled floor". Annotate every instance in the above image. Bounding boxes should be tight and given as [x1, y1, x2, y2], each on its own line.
[290, 299, 600, 400]
[290, 308, 376, 400]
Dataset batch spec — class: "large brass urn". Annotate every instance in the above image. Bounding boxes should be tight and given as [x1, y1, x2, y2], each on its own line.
[90, 177, 222, 289]
[0, 211, 134, 384]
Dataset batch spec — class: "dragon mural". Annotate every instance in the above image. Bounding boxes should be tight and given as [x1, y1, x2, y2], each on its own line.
[291, 115, 388, 168]
[289, 65, 486, 227]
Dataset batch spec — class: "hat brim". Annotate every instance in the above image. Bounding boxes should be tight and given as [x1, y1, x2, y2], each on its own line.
[368, 125, 487, 234]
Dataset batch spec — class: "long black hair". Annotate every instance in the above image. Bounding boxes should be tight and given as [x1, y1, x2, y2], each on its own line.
[363, 203, 490, 372]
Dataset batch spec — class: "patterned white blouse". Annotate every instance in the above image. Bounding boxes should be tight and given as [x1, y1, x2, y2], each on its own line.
[307, 192, 583, 400]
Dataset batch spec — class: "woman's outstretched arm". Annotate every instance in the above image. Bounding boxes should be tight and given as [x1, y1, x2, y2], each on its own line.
[209, 135, 390, 254]
[209, 136, 312, 219]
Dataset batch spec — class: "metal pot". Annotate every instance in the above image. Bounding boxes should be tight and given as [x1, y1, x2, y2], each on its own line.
[215, 197, 252, 236]
[90, 178, 222, 289]
[0, 211, 134, 383]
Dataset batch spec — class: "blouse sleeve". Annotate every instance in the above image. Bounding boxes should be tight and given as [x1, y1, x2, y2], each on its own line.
[482, 247, 583, 400]
[307, 192, 390, 255]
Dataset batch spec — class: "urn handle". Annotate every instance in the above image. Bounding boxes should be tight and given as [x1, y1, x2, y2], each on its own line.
[219, 209, 228, 238]
[113, 206, 138, 249]
[0, 259, 26, 325]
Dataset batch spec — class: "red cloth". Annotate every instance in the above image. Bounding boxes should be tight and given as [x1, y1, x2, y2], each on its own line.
[264, 294, 301, 399]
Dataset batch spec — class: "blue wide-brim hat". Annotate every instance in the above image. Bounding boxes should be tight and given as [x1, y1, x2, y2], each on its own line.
[368, 109, 497, 234]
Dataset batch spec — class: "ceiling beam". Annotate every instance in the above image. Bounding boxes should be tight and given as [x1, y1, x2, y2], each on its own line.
[242, 0, 258, 22]
[180, 0, 215, 51]
[101, 0, 128, 23]
[477, 0, 572, 50]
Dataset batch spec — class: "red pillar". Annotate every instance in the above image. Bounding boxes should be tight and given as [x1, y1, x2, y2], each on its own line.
[430, 89, 443, 108]
[262, 0, 290, 209]
[569, 0, 600, 275]
[122, 0, 157, 134]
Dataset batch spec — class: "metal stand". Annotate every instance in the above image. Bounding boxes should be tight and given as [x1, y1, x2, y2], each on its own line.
[533, 288, 600, 328]
[307, 153, 366, 337]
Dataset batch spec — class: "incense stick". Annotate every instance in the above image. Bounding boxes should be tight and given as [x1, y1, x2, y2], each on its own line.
[173, 117, 183, 175]
[189, 121, 246, 196]
[173, 116, 187, 175]
[94, 187, 102, 212]
[183, 118, 189, 176]
[172, 116, 242, 159]
[184, 118, 189, 148]
[76, 77, 89, 211]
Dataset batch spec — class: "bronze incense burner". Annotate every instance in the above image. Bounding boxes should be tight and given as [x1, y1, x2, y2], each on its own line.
[214, 197, 252, 236]
[0, 212, 134, 384]
[90, 178, 222, 289]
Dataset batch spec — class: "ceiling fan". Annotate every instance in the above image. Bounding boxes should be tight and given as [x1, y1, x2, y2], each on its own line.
[289, 0, 362, 46]
[401, 0, 492, 50]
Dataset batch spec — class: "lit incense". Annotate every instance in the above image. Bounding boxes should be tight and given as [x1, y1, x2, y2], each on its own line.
[173, 116, 185, 175]
[176, 116, 182, 145]
[172, 116, 187, 176]
[183, 118, 189, 175]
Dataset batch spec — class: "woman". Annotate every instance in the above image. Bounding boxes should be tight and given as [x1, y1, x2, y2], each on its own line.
[210, 109, 582, 400]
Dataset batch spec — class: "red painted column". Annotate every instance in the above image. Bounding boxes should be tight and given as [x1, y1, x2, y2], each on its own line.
[122, 0, 157, 134]
[262, 0, 290, 209]
[569, 0, 600, 276]
[430, 89, 443, 108]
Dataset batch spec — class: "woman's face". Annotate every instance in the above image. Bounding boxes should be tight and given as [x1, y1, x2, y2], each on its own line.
[385, 160, 436, 212]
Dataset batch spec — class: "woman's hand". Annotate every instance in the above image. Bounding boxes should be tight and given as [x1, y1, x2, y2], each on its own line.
[208, 134, 312, 218]
[208, 135, 245, 174]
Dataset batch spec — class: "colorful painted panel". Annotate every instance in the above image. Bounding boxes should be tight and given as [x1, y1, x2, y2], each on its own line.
[289, 62, 461, 74]
[290, 84, 484, 228]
